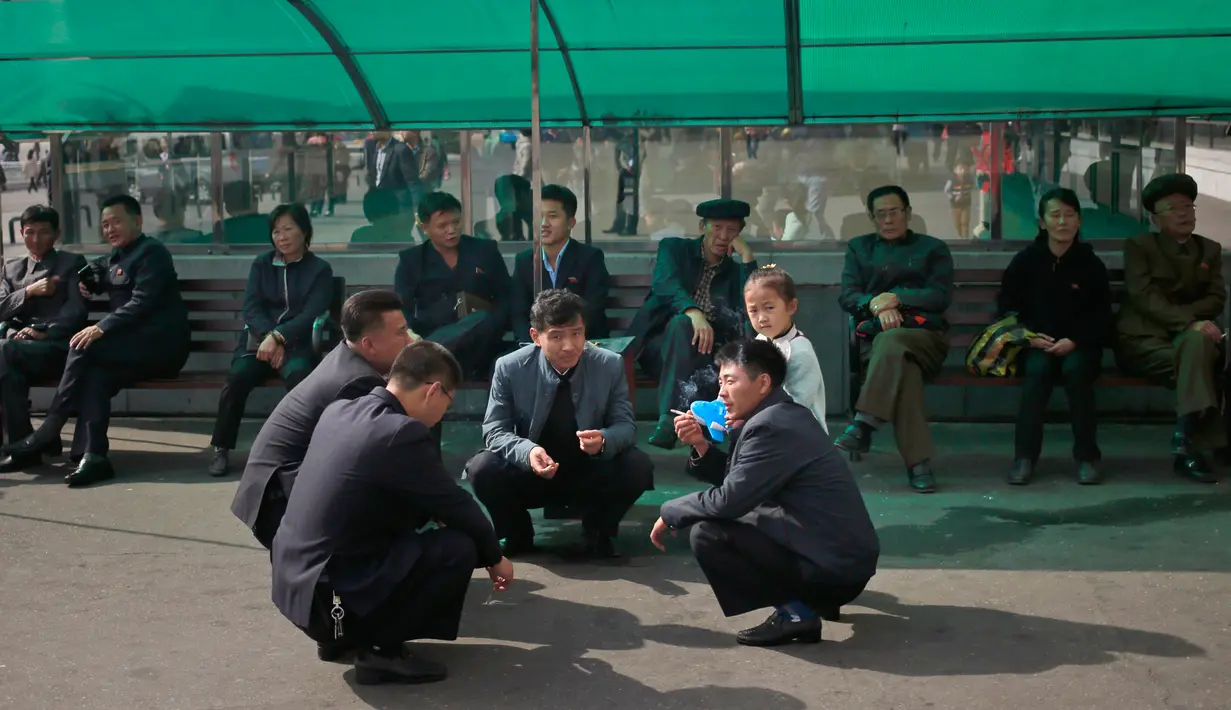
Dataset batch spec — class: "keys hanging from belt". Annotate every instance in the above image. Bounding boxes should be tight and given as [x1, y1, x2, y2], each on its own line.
[331, 593, 345, 640]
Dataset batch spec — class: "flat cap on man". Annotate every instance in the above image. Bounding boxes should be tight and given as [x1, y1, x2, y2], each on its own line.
[1142, 173, 1198, 214]
[696, 198, 751, 221]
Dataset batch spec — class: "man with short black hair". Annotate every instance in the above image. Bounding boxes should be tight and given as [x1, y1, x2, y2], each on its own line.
[3, 195, 191, 486]
[652, 339, 879, 647]
[467, 289, 654, 559]
[273, 340, 512, 685]
[231, 289, 414, 553]
[0, 206, 88, 470]
[511, 184, 610, 339]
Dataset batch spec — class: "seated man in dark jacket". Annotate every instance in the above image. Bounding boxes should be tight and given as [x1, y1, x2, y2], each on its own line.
[834, 185, 954, 493]
[209, 204, 335, 476]
[997, 188, 1112, 486]
[393, 191, 511, 378]
[272, 340, 513, 685]
[631, 199, 758, 449]
[3, 195, 191, 486]
[510, 185, 609, 340]
[0, 205, 88, 470]
[651, 340, 879, 647]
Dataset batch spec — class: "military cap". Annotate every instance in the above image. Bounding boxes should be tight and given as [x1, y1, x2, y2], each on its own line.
[696, 198, 751, 220]
[1142, 173, 1198, 214]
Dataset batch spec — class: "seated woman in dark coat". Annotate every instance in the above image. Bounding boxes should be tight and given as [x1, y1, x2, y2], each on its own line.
[209, 203, 335, 477]
[997, 187, 1112, 486]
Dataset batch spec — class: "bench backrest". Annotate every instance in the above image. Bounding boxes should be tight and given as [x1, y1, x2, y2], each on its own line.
[85, 276, 346, 354]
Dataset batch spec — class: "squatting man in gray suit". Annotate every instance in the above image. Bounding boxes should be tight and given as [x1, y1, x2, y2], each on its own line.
[652, 339, 880, 647]
[466, 289, 654, 559]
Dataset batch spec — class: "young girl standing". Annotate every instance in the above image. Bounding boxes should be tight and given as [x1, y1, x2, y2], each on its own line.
[743, 266, 828, 432]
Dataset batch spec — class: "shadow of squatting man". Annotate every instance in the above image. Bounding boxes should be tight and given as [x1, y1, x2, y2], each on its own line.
[2, 195, 191, 487]
[0, 205, 87, 472]
[629, 198, 758, 449]
[465, 289, 654, 560]
[834, 185, 954, 493]
[651, 340, 879, 647]
[272, 340, 513, 686]
[1114, 173, 1225, 483]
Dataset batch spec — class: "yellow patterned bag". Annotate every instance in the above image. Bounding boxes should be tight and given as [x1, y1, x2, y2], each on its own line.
[965, 314, 1038, 377]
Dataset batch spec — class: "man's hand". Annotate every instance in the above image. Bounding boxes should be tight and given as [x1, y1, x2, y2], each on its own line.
[673, 412, 710, 456]
[728, 235, 753, 261]
[577, 430, 605, 456]
[256, 334, 283, 366]
[1045, 337, 1076, 356]
[12, 327, 49, 341]
[78, 280, 94, 299]
[69, 325, 104, 350]
[877, 307, 903, 331]
[650, 517, 677, 551]
[869, 292, 900, 314]
[486, 557, 514, 592]
[1193, 320, 1223, 342]
[24, 276, 58, 298]
[528, 446, 559, 479]
[686, 309, 714, 355]
[1029, 334, 1055, 350]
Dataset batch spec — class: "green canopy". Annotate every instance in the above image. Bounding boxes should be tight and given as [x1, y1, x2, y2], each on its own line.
[4, 0, 1230, 131]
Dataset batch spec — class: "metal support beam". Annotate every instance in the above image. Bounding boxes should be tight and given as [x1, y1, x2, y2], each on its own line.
[783, 0, 804, 125]
[583, 125, 592, 244]
[288, 1, 390, 129]
[460, 130, 473, 234]
[539, 0, 587, 125]
[49, 134, 67, 242]
[989, 122, 1004, 240]
[1175, 117, 1187, 173]
[530, 0, 544, 297]
[719, 127, 733, 199]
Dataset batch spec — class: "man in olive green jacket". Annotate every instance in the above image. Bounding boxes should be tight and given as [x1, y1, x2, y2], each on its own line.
[1115, 173, 1225, 483]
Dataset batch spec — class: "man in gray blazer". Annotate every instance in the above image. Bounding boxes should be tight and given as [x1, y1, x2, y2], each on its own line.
[466, 289, 654, 559]
[651, 340, 879, 647]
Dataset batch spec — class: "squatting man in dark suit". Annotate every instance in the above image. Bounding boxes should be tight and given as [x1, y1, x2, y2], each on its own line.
[651, 340, 880, 647]
[272, 340, 513, 685]
[3, 195, 191, 487]
[466, 289, 654, 559]
[0, 205, 87, 471]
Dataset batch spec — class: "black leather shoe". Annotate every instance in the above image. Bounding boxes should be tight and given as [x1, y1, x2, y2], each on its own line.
[2, 432, 63, 459]
[1174, 453, 1218, 483]
[1076, 461, 1102, 485]
[736, 612, 822, 647]
[501, 538, 537, 559]
[317, 640, 354, 663]
[65, 454, 115, 488]
[1007, 459, 1033, 486]
[834, 423, 872, 455]
[354, 650, 448, 685]
[208, 448, 230, 477]
[648, 419, 678, 450]
[818, 606, 841, 622]
[582, 535, 621, 560]
[906, 462, 937, 493]
[0, 452, 43, 473]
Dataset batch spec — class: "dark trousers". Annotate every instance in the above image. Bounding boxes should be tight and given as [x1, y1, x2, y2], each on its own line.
[690, 518, 868, 618]
[466, 447, 654, 545]
[426, 312, 509, 379]
[306, 529, 478, 651]
[638, 314, 734, 420]
[1016, 347, 1101, 462]
[44, 333, 188, 457]
[210, 354, 314, 449]
[0, 337, 69, 444]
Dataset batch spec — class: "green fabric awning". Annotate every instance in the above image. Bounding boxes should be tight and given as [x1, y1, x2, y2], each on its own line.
[3, 0, 1230, 131]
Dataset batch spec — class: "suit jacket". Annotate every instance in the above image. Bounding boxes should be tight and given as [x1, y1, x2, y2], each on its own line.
[1116, 231, 1225, 343]
[839, 230, 954, 326]
[230, 342, 386, 539]
[272, 387, 502, 627]
[481, 343, 636, 472]
[511, 239, 610, 339]
[374, 138, 419, 206]
[0, 249, 89, 339]
[393, 235, 511, 337]
[660, 389, 880, 586]
[91, 235, 190, 342]
[627, 236, 757, 341]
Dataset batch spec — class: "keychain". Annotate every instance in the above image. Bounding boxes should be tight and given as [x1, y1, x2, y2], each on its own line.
[331, 594, 345, 640]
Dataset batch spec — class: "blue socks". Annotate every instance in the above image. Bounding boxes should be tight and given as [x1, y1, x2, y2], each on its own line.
[775, 600, 817, 622]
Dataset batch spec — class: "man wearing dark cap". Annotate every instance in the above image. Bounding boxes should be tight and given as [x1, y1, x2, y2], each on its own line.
[629, 198, 758, 448]
[1115, 173, 1225, 482]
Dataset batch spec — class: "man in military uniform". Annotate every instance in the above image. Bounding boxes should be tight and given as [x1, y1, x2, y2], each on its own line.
[2, 195, 191, 487]
[0, 206, 87, 470]
[1115, 173, 1225, 482]
[630, 198, 758, 448]
[833, 185, 954, 493]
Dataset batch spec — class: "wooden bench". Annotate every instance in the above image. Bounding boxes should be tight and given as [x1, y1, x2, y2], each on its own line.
[846, 267, 1147, 413]
[30, 276, 345, 389]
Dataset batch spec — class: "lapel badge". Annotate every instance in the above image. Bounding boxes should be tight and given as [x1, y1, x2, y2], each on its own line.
[114, 268, 123, 277]
[567, 276, 579, 283]
[1070, 282, 1080, 290]
[475, 267, 485, 274]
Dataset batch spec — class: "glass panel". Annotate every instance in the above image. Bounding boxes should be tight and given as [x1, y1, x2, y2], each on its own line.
[469, 128, 588, 243]
[0, 138, 51, 247]
[1183, 119, 1231, 246]
[142, 132, 217, 243]
[58, 133, 139, 246]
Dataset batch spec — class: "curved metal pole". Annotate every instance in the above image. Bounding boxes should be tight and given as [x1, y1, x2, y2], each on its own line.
[539, 0, 588, 125]
[531, 0, 544, 297]
[288, 0, 390, 129]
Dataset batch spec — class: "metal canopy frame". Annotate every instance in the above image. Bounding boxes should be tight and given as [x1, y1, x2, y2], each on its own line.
[288, 0, 390, 130]
[783, 0, 803, 125]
